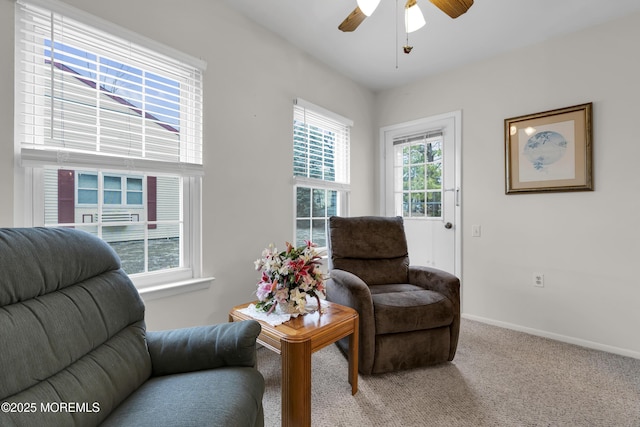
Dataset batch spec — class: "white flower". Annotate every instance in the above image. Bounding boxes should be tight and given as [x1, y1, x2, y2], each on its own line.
[289, 288, 307, 310]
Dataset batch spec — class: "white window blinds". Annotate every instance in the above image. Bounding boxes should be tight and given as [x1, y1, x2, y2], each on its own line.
[393, 129, 444, 146]
[293, 98, 351, 188]
[16, 0, 205, 176]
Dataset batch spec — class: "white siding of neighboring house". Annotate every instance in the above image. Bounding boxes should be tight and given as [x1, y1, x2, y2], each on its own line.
[43, 170, 180, 242]
[153, 175, 180, 240]
[42, 67, 181, 242]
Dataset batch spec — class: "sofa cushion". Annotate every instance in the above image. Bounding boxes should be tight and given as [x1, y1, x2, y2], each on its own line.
[0, 227, 122, 305]
[329, 216, 410, 285]
[147, 321, 261, 376]
[102, 368, 265, 427]
[0, 228, 151, 426]
[1, 322, 151, 426]
[370, 284, 454, 334]
[330, 257, 410, 286]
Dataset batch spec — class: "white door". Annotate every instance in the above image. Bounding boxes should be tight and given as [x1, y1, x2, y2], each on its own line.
[381, 111, 461, 277]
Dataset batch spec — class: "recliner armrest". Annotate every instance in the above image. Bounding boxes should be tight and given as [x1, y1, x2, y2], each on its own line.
[327, 269, 373, 314]
[327, 269, 377, 373]
[146, 320, 261, 376]
[408, 266, 460, 307]
[409, 266, 461, 361]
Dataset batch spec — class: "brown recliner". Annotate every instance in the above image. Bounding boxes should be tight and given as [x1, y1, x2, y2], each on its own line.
[326, 215, 460, 375]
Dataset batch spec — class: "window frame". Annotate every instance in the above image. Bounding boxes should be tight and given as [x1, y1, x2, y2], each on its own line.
[19, 166, 203, 291]
[393, 135, 444, 219]
[294, 182, 348, 249]
[14, 0, 209, 293]
[292, 99, 352, 248]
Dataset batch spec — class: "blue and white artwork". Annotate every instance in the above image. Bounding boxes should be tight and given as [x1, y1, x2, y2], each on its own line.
[518, 120, 575, 182]
[524, 131, 567, 170]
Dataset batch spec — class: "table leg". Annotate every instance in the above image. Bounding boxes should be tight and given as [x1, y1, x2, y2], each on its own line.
[281, 339, 312, 427]
[348, 318, 359, 395]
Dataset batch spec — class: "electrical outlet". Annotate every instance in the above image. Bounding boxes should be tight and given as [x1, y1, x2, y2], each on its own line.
[533, 273, 544, 287]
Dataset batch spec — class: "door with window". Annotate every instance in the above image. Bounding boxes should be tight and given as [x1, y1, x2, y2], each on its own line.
[382, 111, 461, 276]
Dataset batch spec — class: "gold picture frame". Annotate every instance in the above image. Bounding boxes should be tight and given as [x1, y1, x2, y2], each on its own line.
[505, 103, 593, 194]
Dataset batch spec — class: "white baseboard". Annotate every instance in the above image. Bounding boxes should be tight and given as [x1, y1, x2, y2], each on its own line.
[462, 313, 640, 360]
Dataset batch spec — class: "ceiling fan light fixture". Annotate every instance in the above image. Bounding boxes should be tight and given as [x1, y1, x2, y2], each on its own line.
[357, 0, 381, 16]
[405, 0, 426, 33]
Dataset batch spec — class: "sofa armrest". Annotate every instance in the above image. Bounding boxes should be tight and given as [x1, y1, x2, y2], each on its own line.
[408, 266, 460, 306]
[146, 320, 261, 377]
[326, 269, 377, 374]
[327, 269, 373, 319]
[409, 266, 460, 360]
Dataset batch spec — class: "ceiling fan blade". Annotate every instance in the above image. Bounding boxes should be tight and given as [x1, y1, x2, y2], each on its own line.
[338, 7, 367, 32]
[429, 0, 474, 19]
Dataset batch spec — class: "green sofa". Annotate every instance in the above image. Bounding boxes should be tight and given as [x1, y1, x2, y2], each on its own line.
[0, 227, 264, 426]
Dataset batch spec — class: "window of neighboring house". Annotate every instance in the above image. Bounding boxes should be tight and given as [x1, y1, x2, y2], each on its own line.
[75, 173, 146, 207]
[127, 177, 143, 205]
[78, 173, 98, 205]
[76, 173, 144, 206]
[104, 175, 123, 205]
[15, 1, 207, 289]
[293, 99, 352, 248]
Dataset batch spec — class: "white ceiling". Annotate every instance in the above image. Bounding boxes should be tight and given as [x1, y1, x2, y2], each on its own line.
[221, 0, 640, 92]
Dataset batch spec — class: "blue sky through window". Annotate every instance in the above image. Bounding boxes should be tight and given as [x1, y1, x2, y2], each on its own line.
[44, 40, 181, 130]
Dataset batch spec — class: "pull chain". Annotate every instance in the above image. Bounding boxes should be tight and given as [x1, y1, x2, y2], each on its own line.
[395, 0, 399, 69]
[404, 32, 413, 54]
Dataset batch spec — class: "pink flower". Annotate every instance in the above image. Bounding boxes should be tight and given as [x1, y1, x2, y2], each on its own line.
[256, 280, 276, 301]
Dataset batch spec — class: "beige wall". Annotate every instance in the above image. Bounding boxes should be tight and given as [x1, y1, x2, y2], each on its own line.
[376, 12, 640, 357]
[0, 0, 376, 328]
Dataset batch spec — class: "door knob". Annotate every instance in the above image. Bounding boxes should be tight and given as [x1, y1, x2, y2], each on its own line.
[444, 222, 453, 229]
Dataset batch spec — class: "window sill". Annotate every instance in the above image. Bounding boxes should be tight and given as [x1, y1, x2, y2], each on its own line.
[137, 277, 214, 301]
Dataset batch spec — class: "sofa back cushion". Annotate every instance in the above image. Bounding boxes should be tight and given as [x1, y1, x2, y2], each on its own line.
[328, 216, 410, 285]
[0, 228, 151, 425]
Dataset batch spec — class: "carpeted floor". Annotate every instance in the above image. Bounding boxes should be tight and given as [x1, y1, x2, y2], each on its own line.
[257, 318, 640, 426]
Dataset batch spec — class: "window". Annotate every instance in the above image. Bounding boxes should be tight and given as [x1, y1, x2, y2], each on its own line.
[78, 173, 98, 205]
[75, 173, 144, 206]
[293, 99, 352, 247]
[15, 0, 206, 289]
[126, 177, 143, 205]
[393, 131, 443, 218]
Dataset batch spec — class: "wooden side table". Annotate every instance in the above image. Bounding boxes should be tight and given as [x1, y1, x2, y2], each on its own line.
[229, 300, 359, 427]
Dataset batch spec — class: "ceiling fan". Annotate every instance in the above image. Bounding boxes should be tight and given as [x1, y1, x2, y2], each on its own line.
[338, 0, 474, 33]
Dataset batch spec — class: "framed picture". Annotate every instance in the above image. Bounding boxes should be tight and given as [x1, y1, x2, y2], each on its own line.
[504, 103, 593, 194]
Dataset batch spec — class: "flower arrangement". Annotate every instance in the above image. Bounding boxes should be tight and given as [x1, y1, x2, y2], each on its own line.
[254, 240, 325, 315]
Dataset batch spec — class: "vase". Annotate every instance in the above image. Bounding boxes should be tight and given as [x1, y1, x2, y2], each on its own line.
[275, 301, 302, 316]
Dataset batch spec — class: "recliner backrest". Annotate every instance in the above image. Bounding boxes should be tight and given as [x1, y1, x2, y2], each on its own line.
[0, 227, 151, 425]
[328, 216, 410, 285]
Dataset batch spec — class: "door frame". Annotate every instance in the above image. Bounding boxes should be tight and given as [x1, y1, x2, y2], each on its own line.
[379, 110, 462, 279]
